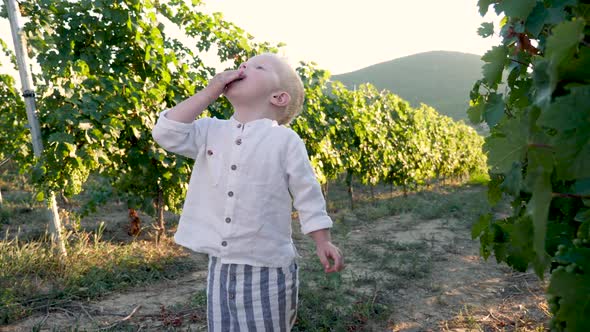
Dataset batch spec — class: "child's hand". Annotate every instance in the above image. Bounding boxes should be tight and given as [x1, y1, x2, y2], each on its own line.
[316, 242, 344, 273]
[208, 69, 246, 95]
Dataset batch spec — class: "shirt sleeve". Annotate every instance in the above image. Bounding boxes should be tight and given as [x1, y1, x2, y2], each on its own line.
[151, 109, 210, 159]
[286, 133, 333, 234]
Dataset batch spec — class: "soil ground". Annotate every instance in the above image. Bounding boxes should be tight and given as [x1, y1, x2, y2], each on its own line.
[1, 183, 549, 331]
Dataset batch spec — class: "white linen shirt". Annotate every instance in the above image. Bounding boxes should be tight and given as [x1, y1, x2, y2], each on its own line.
[151, 109, 333, 267]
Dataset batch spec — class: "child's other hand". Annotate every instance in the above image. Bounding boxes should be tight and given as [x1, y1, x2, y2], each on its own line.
[316, 242, 344, 273]
[208, 69, 246, 95]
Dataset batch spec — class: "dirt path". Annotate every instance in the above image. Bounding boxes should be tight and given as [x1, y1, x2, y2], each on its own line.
[3, 210, 548, 331]
[2, 254, 211, 331]
[345, 213, 548, 331]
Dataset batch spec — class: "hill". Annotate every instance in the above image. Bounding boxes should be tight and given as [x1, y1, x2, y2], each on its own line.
[331, 51, 484, 121]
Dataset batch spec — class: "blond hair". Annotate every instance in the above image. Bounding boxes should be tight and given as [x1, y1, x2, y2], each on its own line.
[269, 54, 304, 125]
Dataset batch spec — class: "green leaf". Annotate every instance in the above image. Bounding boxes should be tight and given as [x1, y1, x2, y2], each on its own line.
[485, 117, 529, 174]
[35, 191, 45, 202]
[487, 174, 504, 205]
[478, 22, 495, 38]
[575, 208, 590, 223]
[548, 0, 578, 10]
[574, 178, 590, 196]
[484, 93, 505, 127]
[538, 86, 590, 131]
[532, 60, 553, 107]
[554, 130, 590, 180]
[545, 19, 585, 67]
[538, 86, 590, 180]
[561, 46, 590, 84]
[497, 0, 537, 18]
[526, 2, 549, 37]
[547, 269, 590, 332]
[478, 0, 497, 16]
[526, 148, 553, 274]
[472, 214, 492, 239]
[481, 46, 509, 87]
[501, 162, 523, 196]
[467, 98, 485, 123]
[506, 216, 536, 272]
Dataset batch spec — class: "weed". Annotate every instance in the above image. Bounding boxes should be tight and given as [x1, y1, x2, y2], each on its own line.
[0, 229, 195, 324]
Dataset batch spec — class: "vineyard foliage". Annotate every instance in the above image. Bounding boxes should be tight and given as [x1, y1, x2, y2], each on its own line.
[1, 1, 485, 230]
[469, 0, 590, 330]
[1, 0, 279, 230]
[0, 39, 29, 165]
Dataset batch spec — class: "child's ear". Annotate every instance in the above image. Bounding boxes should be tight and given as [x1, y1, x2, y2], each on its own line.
[270, 91, 291, 107]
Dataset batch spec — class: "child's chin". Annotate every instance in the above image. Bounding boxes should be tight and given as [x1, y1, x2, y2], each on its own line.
[224, 90, 245, 104]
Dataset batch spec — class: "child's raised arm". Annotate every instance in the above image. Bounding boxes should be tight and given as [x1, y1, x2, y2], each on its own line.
[166, 69, 245, 123]
[151, 69, 244, 159]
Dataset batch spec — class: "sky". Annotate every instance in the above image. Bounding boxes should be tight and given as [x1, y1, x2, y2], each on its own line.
[200, 0, 502, 74]
[0, 0, 501, 82]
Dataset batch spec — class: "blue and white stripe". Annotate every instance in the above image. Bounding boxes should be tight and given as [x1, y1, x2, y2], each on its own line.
[207, 256, 299, 332]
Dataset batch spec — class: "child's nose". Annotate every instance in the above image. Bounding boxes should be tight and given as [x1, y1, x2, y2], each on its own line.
[239, 63, 247, 70]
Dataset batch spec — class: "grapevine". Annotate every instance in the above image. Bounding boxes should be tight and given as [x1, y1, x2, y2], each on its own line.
[469, 0, 590, 330]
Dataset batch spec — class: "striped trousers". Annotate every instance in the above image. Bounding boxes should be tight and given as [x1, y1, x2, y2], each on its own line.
[207, 256, 299, 332]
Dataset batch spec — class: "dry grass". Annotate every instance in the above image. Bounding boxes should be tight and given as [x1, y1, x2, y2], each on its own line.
[0, 166, 549, 331]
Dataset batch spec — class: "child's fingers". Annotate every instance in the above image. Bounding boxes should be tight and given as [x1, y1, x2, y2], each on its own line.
[326, 249, 344, 273]
[226, 69, 245, 80]
[317, 251, 330, 271]
[331, 249, 344, 272]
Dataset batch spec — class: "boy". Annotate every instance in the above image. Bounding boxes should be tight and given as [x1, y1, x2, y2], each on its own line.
[152, 53, 343, 331]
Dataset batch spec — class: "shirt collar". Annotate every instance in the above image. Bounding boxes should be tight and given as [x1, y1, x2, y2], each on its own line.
[229, 115, 279, 129]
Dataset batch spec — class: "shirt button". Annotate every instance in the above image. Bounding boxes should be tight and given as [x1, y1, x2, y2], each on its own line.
[221, 241, 227, 247]
[229, 293, 235, 299]
[225, 217, 231, 223]
[228, 191, 234, 197]
[236, 138, 242, 145]
[230, 275, 236, 281]
[231, 165, 237, 171]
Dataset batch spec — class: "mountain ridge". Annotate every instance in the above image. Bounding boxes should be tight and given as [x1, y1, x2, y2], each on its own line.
[331, 51, 484, 121]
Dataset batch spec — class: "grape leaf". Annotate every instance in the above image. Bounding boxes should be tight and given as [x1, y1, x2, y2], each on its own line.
[538, 86, 590, 131]
[526, 2, 548, 37]
[574, 179, 590, 196]
[472, 213, 492, 239]
[485, 117, 529, 174]
[501, 161, 523, 196]
[548, 0, 578, 10]
[548, 269, 590, 332]
[506, 216, 536, 272]
[478, 0, 497, 16]
[539, 86, 590, 180]
[482, 46, 509, 87]
[526, 148, 554, 274]
[561, 46, 590, 84]
[467, 98, 485, 124]
[533, 60, 554, 107]
[496, 0, 537, 19]
[546, 19, 585, 67]
[478, 22, 495, 38]
[484, 93, 505, 127]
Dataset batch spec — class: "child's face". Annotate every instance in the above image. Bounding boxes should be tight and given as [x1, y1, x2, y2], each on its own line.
[224, 54, 284, 104]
